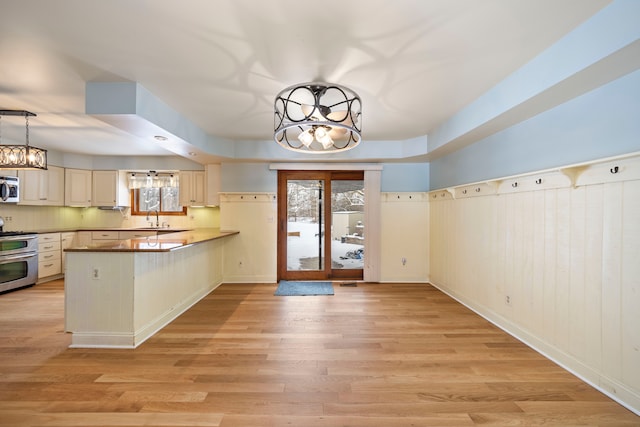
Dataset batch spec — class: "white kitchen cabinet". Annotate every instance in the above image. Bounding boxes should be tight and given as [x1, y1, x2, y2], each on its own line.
[38, 233, 62, 280]
[18, 165, 65, 206]
[118, 230, 157, 239]
[91, 231, 120, 244]
[60, 232, 76, 272]
[179, 170, 205, 207]
[76, 231, 92, 247]
[65, 168, 92, 207]
[206, 164, 220, 206]
[92, 170, 130, 207]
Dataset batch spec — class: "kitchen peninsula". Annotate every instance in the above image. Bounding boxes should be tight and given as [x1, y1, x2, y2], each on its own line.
[64, 228, 238, 348]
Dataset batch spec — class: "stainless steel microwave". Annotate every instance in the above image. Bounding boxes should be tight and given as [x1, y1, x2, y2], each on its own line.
[0, 176, 19, 203]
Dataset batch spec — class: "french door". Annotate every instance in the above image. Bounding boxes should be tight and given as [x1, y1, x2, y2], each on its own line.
[277, 170, 364, 281]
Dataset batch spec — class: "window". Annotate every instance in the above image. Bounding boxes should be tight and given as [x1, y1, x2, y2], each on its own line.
[129, 172, 187, 216]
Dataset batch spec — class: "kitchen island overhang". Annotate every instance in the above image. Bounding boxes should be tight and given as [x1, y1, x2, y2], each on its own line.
[64, 228, 239, 348]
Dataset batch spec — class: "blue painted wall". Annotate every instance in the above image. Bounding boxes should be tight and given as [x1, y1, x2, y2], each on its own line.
[221, 162, 430, 193]
[221, 163, 277, 193]
[380, 163, 429, 192]
[430, 69, 640, 189]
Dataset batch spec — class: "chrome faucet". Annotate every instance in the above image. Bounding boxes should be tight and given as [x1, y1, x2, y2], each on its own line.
[146, 209, 159, 227]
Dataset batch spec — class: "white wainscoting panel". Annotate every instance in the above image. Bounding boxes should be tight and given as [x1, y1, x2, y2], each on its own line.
[65, 238, 225, 348]
[380, 192, 429, 282]
[429, 157, 640, 414]
[219, 193, 278, 283]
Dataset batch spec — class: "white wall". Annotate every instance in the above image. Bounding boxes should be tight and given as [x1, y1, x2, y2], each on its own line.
[429, 154, 640, 414]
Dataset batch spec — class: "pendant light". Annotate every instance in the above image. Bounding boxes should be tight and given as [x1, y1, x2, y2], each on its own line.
[0, 110, 47, 170]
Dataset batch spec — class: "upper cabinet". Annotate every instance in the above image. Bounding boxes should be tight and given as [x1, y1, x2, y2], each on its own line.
[65, 168, 92, 207]
[205, 164, 220, 206]
[92, 170, 130, 207]
[18, 166, 65, 206]
[179, 170, 206, 207]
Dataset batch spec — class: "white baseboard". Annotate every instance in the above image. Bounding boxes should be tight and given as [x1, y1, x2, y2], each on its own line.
[429, 280, 640, 416]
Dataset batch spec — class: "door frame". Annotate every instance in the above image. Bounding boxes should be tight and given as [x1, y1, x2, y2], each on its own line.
[277, 170, 364, 282]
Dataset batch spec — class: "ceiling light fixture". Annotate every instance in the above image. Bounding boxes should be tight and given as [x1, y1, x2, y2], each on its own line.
[0, 110, 47, 170]
[274, 82, 361, 153]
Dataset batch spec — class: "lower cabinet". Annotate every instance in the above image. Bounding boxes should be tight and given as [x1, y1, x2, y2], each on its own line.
[76, 232, 92, 247]
[118, 231, 157, 239]
[77, 230, 157, 246]
[91, 231, 120, 244]
[39, 230, 158, 281]
[61, 232, 76, 273]
[38, 233, 62, 281]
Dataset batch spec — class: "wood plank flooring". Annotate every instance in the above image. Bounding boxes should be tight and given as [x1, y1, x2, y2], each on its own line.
[0, 280, 638, 426]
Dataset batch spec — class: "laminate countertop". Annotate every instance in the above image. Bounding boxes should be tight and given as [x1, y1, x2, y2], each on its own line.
[64, 228, 239, 253]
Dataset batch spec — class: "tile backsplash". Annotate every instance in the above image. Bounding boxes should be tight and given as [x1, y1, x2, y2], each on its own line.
[0, 204, 219, 232]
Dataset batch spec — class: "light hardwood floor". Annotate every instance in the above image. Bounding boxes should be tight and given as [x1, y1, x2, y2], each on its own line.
[0, 279, 638, 426]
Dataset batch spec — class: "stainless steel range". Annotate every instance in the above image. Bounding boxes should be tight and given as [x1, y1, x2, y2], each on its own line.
[0, 222, 38, 293]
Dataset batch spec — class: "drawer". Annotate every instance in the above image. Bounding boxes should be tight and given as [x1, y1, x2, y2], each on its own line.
[39, 250, 61, 263]
[39, 233, 61, 243]
[118, 231, 157, 239]
[92, 231, 120, 240]
[39, 259, 62, 278]
[39, 241, 61, 252]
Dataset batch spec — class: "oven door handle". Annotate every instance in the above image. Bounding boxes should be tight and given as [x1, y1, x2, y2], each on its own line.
[0, 235, 38, 242]
[0, 252, 37, 263]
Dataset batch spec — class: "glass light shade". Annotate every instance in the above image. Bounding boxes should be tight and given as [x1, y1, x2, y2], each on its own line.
[297, 130, 314, 147]
[314, 127, 334, 149]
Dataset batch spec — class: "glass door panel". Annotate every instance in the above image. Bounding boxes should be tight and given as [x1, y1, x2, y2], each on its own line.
[286, 179, 325, 272]
[331, 179, 364, 273]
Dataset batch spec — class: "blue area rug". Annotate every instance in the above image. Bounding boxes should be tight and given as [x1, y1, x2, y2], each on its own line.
[274, 281, 334, 296]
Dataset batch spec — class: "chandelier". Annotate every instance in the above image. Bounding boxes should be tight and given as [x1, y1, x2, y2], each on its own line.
[0, 110, 47, 170]
[274, 82, 361, 153]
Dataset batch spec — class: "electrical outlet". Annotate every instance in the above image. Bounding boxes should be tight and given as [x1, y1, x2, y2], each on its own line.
[505, 295, 511, 306]
[401, 257, 407, 266]
[91, 268, 100, 280]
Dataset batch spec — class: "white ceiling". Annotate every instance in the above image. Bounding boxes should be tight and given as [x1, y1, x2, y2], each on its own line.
[0, 0, 611, 162]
